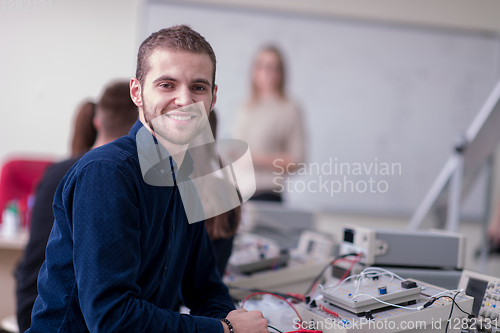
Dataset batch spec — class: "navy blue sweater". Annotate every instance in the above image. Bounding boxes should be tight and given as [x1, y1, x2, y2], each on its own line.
[28, 120, 235, 332]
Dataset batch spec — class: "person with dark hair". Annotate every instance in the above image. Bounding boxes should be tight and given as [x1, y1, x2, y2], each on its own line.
[170, 110, 240, 312]
[201, 110, 241, 276]
[233, 46, 305, 202]
[16, 81, 137, 333]
[28, 26, 267, 333]
[70, 101, 97, 157]
[94, 81, 141, 141]
[488, 200, 500, 250]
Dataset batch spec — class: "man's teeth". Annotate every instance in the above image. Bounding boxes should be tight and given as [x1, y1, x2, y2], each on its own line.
[168, 115, 192, 121]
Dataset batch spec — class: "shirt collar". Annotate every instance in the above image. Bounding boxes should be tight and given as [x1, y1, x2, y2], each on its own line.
[132, 120, 194, 184]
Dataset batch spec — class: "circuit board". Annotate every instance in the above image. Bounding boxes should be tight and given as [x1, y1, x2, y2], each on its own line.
[299, 279, 474, 333]
[321, 274, 421, 314]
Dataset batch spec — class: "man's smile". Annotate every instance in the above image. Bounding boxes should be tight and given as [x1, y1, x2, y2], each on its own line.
[165, 113, 196, 123]
[161, 105, 202, 125]
[167, 114, 193, 121]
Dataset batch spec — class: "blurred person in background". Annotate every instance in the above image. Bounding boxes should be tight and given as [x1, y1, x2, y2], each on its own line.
[194, 110, 241, 276]
[15, 81, 137, 333]
[488, 199, 500, 252]
[233, 46, 305, 202]
[70, 101, 98, 157]
[172, 110, 241, 312]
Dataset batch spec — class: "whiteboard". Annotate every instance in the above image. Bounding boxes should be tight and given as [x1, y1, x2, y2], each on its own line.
[143, 1, 500, 217]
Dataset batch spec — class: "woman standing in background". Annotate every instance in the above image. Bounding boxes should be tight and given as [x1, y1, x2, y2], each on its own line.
[233, 46, 305, 202]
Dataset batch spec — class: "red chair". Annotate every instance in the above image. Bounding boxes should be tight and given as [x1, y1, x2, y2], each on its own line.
[0, 158, 53, 228]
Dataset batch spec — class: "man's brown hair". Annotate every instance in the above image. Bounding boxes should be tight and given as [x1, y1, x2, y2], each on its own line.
[97, 81, 138, 137]
[136, 25, 217, 91]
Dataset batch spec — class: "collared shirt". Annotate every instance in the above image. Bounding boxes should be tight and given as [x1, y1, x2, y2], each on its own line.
[28, 120, 234, 333]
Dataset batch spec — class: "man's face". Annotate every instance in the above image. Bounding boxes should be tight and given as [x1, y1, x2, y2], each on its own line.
[133, 48, 217, 146]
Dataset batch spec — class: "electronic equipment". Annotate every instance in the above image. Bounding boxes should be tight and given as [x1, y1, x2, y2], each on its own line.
[327, 262, 462, 291]
[224, 259, 329, 300]
[225, 232, 333, 300]
[298, 277, 474, 332]
[292, 230, 336, 261]
[384, 266, 462, 290]
[321, 274, 422, 314]
[341, 225, 466, 269]
[228, 233, 289, 274]
[458, 270, 500, 332]
[240, 201, 315, 249]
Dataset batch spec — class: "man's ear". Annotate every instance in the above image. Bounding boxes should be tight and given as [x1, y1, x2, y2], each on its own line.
[130, 78, 143, 107]
[211, 84, 218, 111]
[93, 111, 101, 132]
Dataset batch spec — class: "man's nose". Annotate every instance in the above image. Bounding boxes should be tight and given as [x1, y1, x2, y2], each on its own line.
[174, 86, 192, 107]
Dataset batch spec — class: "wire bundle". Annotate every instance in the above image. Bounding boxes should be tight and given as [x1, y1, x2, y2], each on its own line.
[304, 252, 362, 296]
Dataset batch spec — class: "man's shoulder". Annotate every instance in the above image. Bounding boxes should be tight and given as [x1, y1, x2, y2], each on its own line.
[71, 136, 139, 178]
[43, 156, 80, 182]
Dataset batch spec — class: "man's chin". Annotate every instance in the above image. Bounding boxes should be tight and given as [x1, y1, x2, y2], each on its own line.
[156, 131, 196, 146]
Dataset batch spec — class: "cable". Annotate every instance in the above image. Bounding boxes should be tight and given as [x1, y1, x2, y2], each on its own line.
[323, 266, 403, 297]
[428, 289, 461, 299]
[444, 291, 461, 333]
[336, 253, 363, 285]
[320, 266, 423, 311]
[322, 273, 359, 296]
[426, 293, 472, 317]
[358, 267, 406, 282]
[352, 267, 405, 299]
[451, 300, 472, 317]
[228, 286, 304, 303]
[268, 324, 283, 333]
[305, 253, 361, 296]
[240, 292, 302, 323]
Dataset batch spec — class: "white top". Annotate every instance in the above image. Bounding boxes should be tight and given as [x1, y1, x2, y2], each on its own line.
[233, 97, 306, 194]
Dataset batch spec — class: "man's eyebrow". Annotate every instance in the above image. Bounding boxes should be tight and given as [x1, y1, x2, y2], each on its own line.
[152, 76, 177, 84]
[193, 79, 211, 87]
[152, 76, 211, 87]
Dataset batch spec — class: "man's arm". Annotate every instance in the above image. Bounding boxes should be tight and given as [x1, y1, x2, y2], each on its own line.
[179, 221, 235, 318]
[180, 221, 269, 333]
[15, 161, 70, 332]
[66, 160, 225, 332]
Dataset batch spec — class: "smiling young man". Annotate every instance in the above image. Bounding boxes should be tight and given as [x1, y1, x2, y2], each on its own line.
[28, 25, 267, 333]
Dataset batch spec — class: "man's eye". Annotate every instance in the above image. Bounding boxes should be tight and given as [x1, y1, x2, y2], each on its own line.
[160, 83, 173, 88]
[192, 85, 206, 91]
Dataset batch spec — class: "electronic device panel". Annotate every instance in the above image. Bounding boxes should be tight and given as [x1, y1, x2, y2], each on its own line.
[321, 274, 422, 314]
[458, 270, 500, 332]
[299, 279, 474, 332]
[341, 225, 466, 269]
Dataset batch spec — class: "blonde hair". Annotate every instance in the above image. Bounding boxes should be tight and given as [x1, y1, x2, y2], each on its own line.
[250, 45, 286, 104]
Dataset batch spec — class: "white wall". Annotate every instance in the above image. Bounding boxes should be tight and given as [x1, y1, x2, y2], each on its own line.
[2, 0, 500, 164]
[165, 0, 500, 34]
[145, 2, 500, 217]
[1, 0, 500, 217]
[0, 0, 142, 163]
